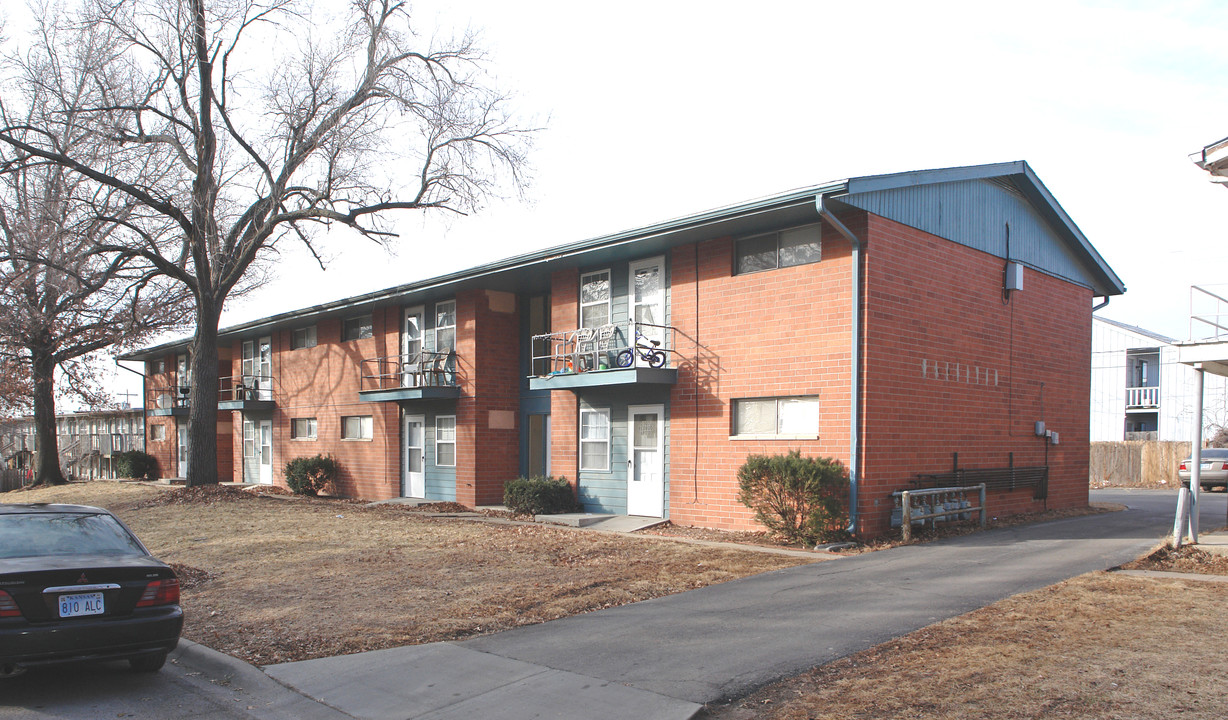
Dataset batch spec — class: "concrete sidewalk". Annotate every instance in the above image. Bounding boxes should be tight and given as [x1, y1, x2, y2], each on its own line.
[252, 489, 1217, 720]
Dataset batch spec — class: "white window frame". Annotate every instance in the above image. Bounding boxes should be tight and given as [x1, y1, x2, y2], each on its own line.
[735, 223, 822, 275]
[342, 315, 373, 342]
[341, 415, 373, 440]
[434, 300, 457, 353]
[292, 325, 317, 350]
[579, 270, 612, 329]
[579, 407, 611, 472]
[731, 396, 820, 440]
[435, 415, 457, 467]
[291, 417, 318, 440]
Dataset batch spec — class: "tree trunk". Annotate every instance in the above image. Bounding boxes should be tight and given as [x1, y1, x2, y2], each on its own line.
[186, 298, 221, 486]
[30, 345, 66, 485]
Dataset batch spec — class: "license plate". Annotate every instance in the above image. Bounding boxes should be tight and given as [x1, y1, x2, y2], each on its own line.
[59, 592, 104, 618]
[1203, 463, 1214, 470]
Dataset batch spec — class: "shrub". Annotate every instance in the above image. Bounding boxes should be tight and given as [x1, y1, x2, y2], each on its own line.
[737, 450, 849, 546]
[504, 476, 579, 515]
[115, 450, 160, 481]
[283, 454, 339, 495]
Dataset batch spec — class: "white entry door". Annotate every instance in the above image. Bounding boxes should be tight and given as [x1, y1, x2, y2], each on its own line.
[628, 256, 666, 366]
[177, 423, 189, 478]
[403, 414, 425, 497]
[402, 306, 424, 387]
[258, 419, 273, 485]
[627, 404, 665, 517]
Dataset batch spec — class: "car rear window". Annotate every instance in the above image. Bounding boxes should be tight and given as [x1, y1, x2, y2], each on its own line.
[0, 513, 147, 559]
[1196, 449, 1228, 459]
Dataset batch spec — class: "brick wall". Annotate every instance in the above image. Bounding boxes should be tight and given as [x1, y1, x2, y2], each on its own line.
[549, 268, 580, 486]
[665, 225, 855, 530]
[857, 213, 1092, 537]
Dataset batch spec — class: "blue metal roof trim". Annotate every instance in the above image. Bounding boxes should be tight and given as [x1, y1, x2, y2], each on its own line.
[842, 161, 1125, 297]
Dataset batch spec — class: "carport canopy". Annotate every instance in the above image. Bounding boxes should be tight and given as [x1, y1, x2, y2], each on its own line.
[1173, 339, 1228, 543]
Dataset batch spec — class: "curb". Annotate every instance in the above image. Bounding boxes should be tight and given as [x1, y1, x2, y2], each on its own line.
[171, 640, 353, 719]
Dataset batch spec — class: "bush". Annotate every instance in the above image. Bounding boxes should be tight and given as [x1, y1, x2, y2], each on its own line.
[737, 451, 849, 546]
[115, 450, 160, 481]
[283, 454, 339, 496]
[504, 475, 579, 515]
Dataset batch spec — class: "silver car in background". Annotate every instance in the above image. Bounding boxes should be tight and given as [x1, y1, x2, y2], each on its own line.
[1178, 448, 1228, 490]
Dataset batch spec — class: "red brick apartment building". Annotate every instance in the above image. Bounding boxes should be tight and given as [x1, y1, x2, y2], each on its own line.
[121, 162, 1124, 538]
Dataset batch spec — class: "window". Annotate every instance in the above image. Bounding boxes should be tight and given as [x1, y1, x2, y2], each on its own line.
[735, 224, 821, 274]
[291, 417, 317, 440]
[342, 315, 373, 342]
[434, 300, 456, 353]
[733, 396, 820, 438]
[341, 415, 373, 440]
[579, 408, 610, 471]
[150, 425, 166, 441]
[436, 415, 457, 467]
[292, 325, 317, 349]
[150, 359, 165, 374]
[579, 270, 611, 328]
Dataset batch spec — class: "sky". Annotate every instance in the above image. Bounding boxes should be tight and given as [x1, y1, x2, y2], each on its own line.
[11, 0, 1228, 405]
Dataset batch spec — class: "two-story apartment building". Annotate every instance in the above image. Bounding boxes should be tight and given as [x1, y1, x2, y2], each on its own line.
[121, 161, 1124, 538]
[1091, 316, 1228, 442]
[0, 408, 145, 480]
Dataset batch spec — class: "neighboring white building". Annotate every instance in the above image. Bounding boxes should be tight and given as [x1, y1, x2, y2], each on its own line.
[1091, 316, 1228, 442]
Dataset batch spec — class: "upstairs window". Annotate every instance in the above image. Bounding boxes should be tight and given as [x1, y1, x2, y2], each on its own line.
[580, 270, 611, 328]
[735, 224, 822, 274]
[292, 325, 317, 349]
[434, 300, 456, 353]
[342, 315, 373, 342]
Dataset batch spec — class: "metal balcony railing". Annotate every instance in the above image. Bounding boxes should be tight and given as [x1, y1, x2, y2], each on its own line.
[360, 351, 457, 392]
[1125, 386, 1160, 408]
[530, 322, 676, 376]
[219, 375, 274, 402]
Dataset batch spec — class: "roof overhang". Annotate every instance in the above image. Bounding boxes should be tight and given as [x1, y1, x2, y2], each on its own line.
[1176, 340, 1228, 378]
[1190, 136, 1228, 184]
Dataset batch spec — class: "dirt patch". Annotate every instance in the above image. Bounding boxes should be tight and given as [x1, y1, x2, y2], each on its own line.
[4, 482, 815, 666]
[699, 572, 1228, 719]
[1120, 544, 1228, 575]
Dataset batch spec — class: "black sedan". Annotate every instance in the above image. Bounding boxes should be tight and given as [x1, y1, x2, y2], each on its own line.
[0, 503, 183, 678]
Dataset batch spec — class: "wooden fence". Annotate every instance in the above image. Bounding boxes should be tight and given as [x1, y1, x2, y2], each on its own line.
[0, 468, 34, 493]
[1090, 441, 1191, 488]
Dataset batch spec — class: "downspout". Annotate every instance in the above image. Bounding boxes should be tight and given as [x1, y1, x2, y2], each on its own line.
[817, 196, 862, 536]
[115, 360, 148, 453]
[1092, 296, 1110, 313]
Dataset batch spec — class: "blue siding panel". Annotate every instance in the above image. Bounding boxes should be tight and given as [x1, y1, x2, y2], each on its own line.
[841, 178, 1098, 291]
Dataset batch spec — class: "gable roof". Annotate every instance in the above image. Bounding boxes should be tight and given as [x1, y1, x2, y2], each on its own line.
[121, 161, 1123, 360]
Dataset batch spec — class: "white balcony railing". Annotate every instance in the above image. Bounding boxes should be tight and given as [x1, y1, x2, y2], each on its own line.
[531, 322, 675, 376]
[1125, 386, 1160, 408]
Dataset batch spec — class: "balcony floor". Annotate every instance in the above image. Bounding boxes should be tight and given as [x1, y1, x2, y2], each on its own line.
[528, 367, 678, 391]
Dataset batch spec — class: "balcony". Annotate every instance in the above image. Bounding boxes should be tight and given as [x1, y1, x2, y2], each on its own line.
[218, 375, 277, 411]
[1125, 386, 1160, 409]
[359, 352, 460, 402]
[148, 383, 191, 417]
[528, 322, 678, 391]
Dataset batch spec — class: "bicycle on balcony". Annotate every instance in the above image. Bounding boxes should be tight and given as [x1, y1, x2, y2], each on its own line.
[616, 330, 667, 369]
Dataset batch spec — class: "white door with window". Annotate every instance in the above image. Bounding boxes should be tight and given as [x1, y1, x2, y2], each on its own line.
[177, 423, 189, 478]
[627, 404, 665, 517]
[628, 257, 666, 366]
[402, 306, 424, 386]
[403, 414, 425, 497]
[258, 419, 273, 484]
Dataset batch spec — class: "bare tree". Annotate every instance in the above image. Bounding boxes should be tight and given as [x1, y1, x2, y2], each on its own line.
[0, 20, 193, 484]
[0, 0, 532, 485]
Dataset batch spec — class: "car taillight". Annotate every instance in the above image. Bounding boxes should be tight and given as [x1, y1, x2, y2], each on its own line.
[0, 590, 20, 618]
[1180, 462, 1188, 471]
[1221, 463, 1228, 471]
[136, 579, 180, 607]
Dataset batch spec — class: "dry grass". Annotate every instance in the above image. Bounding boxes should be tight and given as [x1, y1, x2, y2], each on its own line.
[700, 572, 1228, 719]
[3, 482, 814, 665]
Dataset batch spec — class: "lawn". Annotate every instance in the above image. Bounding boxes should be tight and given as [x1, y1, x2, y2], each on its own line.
[2, 482, 816, 665]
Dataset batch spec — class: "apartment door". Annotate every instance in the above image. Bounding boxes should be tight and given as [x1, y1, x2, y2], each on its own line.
[241, 337, 273, 399]
[258, 419, 273, 484]
[627, 404, 665, 517]
[402, 306, 424, 387]
[628, 257, 665, 366]
[403, 414, 425, 497]
[177, 422, 189, 478]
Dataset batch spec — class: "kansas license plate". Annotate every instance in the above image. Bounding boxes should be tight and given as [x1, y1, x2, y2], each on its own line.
[59, 592, 104, 618]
